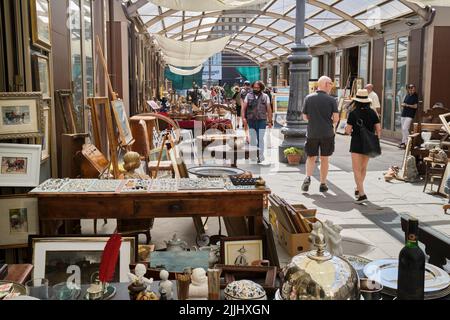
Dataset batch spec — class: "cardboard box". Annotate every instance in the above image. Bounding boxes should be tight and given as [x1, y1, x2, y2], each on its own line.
[292, 204, 317, 219]
[276, 218, 318, 257]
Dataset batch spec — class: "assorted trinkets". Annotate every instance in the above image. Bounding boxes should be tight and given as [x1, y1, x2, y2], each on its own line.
[88, 179, 123, 193]
[178, 178, 225, 190]
[59, 179, 96, 193]
[148, 179, 178, 192]
[30, 178, 70, 193]
[188, 268, 208, 300]
[224, 280, 267, 300]
[120, 179, 151, 193]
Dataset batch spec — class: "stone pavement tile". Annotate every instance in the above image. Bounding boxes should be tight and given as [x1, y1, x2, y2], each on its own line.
[358, 229, 402, 244]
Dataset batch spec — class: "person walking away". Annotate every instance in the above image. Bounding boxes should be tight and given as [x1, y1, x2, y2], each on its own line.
[241, 81, 273, 163]
[345, 89, 382, 204]
[232, 86, 242, 128]
[240, 81, 252, 142]
[301, 76, 339, 193]
[399, 84, 419, 149]
[365, 84, 381, 116]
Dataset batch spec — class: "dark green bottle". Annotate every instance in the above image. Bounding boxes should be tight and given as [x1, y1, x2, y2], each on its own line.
[397, 218, 425, 300]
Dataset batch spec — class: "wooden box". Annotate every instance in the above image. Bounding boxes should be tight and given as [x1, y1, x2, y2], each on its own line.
[276, 218, 318, 257]
[269, 204, 317, 231]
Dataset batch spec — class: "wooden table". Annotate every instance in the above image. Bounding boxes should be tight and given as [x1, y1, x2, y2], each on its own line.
[197, 134, 246, 167]
[4, 264, 33, 285]
[33, 189, 270, 237]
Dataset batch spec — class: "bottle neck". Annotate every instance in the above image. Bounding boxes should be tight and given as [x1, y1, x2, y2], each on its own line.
[406, 234, 419, 248]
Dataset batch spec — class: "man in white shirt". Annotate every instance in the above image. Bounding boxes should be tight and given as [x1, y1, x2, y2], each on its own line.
[201, 85, 211, 101]
[365, 84, 381, 116]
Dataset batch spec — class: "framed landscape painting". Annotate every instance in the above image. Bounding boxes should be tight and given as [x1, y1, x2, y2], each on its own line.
[30, 0, 52, 51]
[32, 53, 51, 99]
[0, 143, 42, 187]
[111, 100, 133, 146]
[0, 196, 39, 248]
[0, 92, 43, 140]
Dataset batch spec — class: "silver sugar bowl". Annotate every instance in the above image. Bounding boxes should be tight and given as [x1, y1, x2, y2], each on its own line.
[278, 221, 360, 300]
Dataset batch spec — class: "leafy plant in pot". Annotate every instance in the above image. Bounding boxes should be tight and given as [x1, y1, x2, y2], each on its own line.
[284, 147, 304, 165]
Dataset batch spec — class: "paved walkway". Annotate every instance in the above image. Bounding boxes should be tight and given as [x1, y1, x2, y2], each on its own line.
[84, 131, 450, 267]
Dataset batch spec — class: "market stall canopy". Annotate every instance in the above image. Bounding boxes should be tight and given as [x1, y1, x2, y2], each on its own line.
[149, 0, 268, 11]
[162, 55, 208, 67]
[168, 64, 204, 76]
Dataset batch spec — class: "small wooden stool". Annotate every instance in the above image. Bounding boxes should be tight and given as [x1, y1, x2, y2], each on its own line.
[423, 157, 447, 193]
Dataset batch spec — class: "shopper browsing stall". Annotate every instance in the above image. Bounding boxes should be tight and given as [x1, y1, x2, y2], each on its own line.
[399, 84, 419, 149]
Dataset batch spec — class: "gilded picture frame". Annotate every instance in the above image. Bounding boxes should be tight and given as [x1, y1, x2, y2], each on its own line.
[0, 196, 39, 248]
[30, 0, 52, 51]
[0, 92, 44, 140]
[32, 53, 51, 99]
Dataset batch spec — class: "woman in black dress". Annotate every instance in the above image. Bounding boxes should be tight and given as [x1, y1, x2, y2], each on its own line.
[345, 89, 381, 204]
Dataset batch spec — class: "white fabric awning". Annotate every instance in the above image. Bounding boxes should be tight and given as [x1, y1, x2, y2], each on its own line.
[153, 35, 230, 59]
[162, 55, 208, 67]
[168, 64, 203, 76]
[149, 0, 268, 12]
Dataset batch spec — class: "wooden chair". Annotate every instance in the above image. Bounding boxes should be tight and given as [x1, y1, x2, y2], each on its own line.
[423, 157, 447, 193]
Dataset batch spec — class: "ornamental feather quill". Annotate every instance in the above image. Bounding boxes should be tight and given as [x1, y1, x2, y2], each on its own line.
[99, 233, 122, 283]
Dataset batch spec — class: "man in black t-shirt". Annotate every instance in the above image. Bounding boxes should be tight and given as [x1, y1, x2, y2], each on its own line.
[399, 84, 419, 149]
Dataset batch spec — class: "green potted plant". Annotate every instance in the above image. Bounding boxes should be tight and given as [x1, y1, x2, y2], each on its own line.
[284, 147, 304, 165]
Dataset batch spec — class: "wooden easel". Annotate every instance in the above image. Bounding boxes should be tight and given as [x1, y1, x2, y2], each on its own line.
[95, 35, 121, 179]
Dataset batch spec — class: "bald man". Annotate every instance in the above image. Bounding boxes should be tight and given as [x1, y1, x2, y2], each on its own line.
[301, 76, 339, 193]
[365, 84, 381, 115]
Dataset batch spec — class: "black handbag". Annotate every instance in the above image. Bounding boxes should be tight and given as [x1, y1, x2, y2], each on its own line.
[356, 118, 381, 158]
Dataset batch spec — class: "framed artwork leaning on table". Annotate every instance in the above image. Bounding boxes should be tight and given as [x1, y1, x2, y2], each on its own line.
[0, 92, 44, 140]
[111, 100, 134, 146]
[0, 143, 42, 187]
[221, 236, 264, 266]
[0, 196, 39, 248]
[30, 235, 137, 286]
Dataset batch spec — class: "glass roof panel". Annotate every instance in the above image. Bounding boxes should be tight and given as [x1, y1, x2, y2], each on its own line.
[325, 21, 360, 39]
[252, 17, 276, 26]
[270, 19, 294, 31]
[356, 1, 413, 27]
[333, 0, 387, 16]
[307, 11, 342, 30]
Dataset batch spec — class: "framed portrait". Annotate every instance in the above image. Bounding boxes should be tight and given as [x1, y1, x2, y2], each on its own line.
[0, 92, 43, 140]
[0, 196, 39, 248]
[30, 0, 52, 51]
[0, 143, 42, 187]
[32, 54, 51, 99]
[111, 100, 134, 146]
[31, 236, 136, 286]
[39, 106, 50, 161]
[221, 237, 264, 266]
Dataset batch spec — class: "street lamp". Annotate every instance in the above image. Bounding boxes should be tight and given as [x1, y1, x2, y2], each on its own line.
[279, 0, 311, 163]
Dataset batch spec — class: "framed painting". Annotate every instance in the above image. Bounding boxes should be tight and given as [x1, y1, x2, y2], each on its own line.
[31, 236, 136, 286]
[0, 92, 43, 140]
[220, 236, 264, 266]
[55, 90, 77, 134]
[111, 100, 134, 146]
[32, 53, 51, 99]
[30, 0, 52, 51]
[0, 196, 39, 248]
[0, 143, 42, 187]
[273, 95, 289, 114]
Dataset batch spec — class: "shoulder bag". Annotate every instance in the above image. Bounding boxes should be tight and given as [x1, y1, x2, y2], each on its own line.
[356, 118, 381, 158]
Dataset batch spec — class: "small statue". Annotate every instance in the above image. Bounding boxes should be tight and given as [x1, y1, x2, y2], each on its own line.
[188, 268, 208, 300]
[128, 264, 154, 290]
[159, 270, 173, 300]
[323, 220, 344, 257]
[123, 151, 150, 179]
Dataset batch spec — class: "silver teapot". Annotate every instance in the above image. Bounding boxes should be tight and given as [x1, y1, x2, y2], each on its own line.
[278, 221, 360, 300]
[164, 234, 188, 252]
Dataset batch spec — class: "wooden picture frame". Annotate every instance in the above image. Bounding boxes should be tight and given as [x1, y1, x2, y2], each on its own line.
[439, 112, 450, 135]
[273, 94, 289, 114]
[263, 217, 280, 268]
[31, 53, 51, 99]
[30, 0, 52, 51]
[398, 136, 414, 180]
[87, 97, 110, 153]
[56, 90, 77, 134]
[111, 100, 134, 147]
[0, 143, 42, 187]
[0, 196, 39, 248]
[220, 236, 264, 266]
[39, 105, 50, 161]
[438, 162, 450, 196]
[31, 235, 136, 286]
[0, 92, 44, 140]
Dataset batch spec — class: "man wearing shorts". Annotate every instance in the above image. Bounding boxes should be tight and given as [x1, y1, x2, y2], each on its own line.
[301, 76, 339, 192]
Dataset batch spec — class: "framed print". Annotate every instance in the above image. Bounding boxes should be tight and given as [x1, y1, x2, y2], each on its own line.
[31, 236, 136, 286]
[30, 0, 52, 51]
[221, 237, 264, 266]
[273, 95, 289, 114]
[439, 112, 450, 134]
[335, 50, 342, 76]
[0, 143, 42, 187]
[111, 100, 134, 146]
[39, 106, 50, 161]
[0, 196, 39, 248]
[0, 92, 43, 140]
[32, 54, 51, 99]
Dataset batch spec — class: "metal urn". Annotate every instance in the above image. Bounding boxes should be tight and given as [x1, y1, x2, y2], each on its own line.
[278, 221, 360, 300]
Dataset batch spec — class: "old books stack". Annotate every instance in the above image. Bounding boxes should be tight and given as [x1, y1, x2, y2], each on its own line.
[268, 194, 312, 234]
